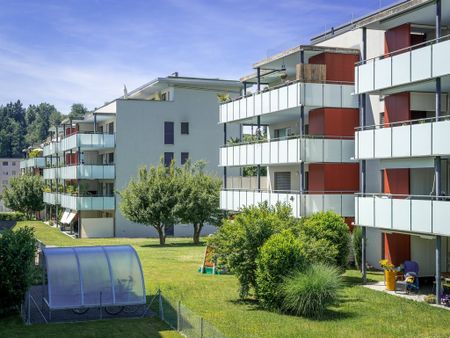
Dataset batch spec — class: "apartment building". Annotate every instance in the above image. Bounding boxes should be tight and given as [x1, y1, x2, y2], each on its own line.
[219, 45, 361, 228]
[42, 75, 241, 238]
[0, 158, 21, 212]
[20, 147, 46, 176]
[312, 0, 450, 302]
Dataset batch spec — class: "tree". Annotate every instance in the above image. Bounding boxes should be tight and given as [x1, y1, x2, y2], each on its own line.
[25, 103, 60, 146]
[69, 103, 89, 119]
[176, 161, 223, 244]
[1, 175, 44, 219]
[0, 101, 26, 157]
[119, 159, 180, 245]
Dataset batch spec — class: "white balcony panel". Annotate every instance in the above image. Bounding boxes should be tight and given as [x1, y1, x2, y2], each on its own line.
[254, 143, 262, 164]
[226, 103, 233, 122]
[43, 192, 59, 205]
[220, 190, 227, 209]
[233, 100, 240, 121]
[246, 96, 254, 118]
[411, 46, 431, 82]
[357, 130, 374, 159]
[341, 195, 355, 217]
[391, 52, 410, 86]
[323, 84, 341, 107]
[374, 58, 391, 89]
[262, 91, 270, 114]
[270, 89, 279, 112]
[278, 86, 288, 111]
[288, 139, 299, 163]
[261, 143, 270, 164]
[240, 145, 248, 166]
[287, 83, 298, 108]
[233, 146, 240, 166]
[342, 85, 357, 107]
[270, 142, 278, 163]
[43, 142, 59, 156]
[323, 195, 341, 215]
[357, 197, 374, 227]
[323, 139, 342, 163]
[392, 126, 410, 157]
[232, 190, 240, 211]
[432, 39, 450, 77]
[374, 128, 391, 158]
[432, 120, 450, 155]
[43, 168, 58, 180]
[433, 201, 450, 235]
[254, 93, 262, 117]
[278, 140, 288, 163]
[304, 83, 322, 107]
[374, 197, 391, 229]
[357, 61, 374, 93]
[247, 144, 255, 165]
[411, 199, 432, 233]
[411, 123, 431, 156]
[392, 199, 410, 231]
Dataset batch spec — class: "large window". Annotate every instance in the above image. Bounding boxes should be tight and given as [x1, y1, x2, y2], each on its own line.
[164, 122, 174, 144]
[274, 172, 291, 192]
[164, 152, 174, 167]
[181, 152, 189, 165]
[181, 122, 189, 135]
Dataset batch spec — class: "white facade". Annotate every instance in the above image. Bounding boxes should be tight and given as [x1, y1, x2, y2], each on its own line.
[0, 158, 21, 212]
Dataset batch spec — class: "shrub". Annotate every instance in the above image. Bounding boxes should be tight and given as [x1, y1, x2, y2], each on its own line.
[299, 237, 339, 267]
[0, 227, 36, 316]
[0, 212, 27, 221]
[300, 211, 350, 268]
[282, 263, 342, 318]
[256, 231, 306, 309]
[352, 226, 363, 270]
[208, 202, 300, 298]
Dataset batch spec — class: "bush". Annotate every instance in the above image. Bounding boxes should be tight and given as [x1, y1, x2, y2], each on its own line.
[300, 211, 350, 268]
[256, 231, 306, 309]
[299, 237, 339, 267]
[352, 226, 363, 270]
[0, 227, 36, 316]
[282, 263, 342, 318]
[0, 212, 27, 221]
[208, 202, 300, 298]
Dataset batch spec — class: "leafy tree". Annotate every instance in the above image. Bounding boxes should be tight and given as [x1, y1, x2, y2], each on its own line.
[0, 101, 26, 157]
[0, 226, 36, 316]
[25, 103, 60, 146]
[176, 161, 223, 244]
[208, 202, 300, 298]
[69, 103, 89, 119]
[119, 159, 180, 245]
[1, 175, 44, 219]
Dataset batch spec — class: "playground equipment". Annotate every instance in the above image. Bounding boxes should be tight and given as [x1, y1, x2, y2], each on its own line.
[198, 245, 225, 275]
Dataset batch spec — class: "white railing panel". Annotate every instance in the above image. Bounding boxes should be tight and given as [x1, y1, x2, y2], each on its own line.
[304, 138, 323, 163]
[220, 190, 227, 209]
[323, 84, 341, 108]
[411, 123, 432, 156]
[323, 195, 341, 215]
[261, 142, 270, 164]
[411, 45, 431, 82]
[432, 120, 450, 155]
[279, 86, 288, 111]
[227, 147, 234, 166]
[232, 190, 240, 211]
[323, 139, 342, 163]
[357, 61, 374, 93]
[391, 52, 410, 86]
[246, 96, 254, 118]
[375, 58, 391, 89]
[433, 200, 450, 236]
[239, 145, 247, 166]
[432, 39, 450, 77]
[269, 141, 278, 163]
[288, 139, 298, 163]
[392, 125, 410, 157]
[233, 146, 239, 165]
[341, 195, 354, 217]
[233, 100, 240, 121]
[247, 144, 255, 165]
[304, 83, 323, 107]
[341, 85, 357, 108]
[278, 140, 288, 163]
[254, 143, 262, 164]
[226, 102, 233, 122]
[270, 88, 279, 113]
[254, 93, 262, 115]
[411, 199, 432, 233]
[342, 140, 354, 162]
[262, 91, 270, 114]
[357, 130, 374, 159]
[374, 197, 392, 229]
[392, 199, 410, 231]
[374, 128, 391, 158]
[287, 83, 298, 108]
[358, 197, 374, 227]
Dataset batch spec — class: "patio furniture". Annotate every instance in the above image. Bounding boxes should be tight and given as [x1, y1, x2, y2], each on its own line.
[396, 260, 419, 294]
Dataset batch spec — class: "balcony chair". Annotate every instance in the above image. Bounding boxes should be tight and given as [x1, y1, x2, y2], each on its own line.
[396, 260, 419, 294]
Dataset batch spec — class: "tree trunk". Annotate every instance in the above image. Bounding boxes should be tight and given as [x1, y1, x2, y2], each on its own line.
[193, 223, 203, 244]
[156, 225, 166, 245]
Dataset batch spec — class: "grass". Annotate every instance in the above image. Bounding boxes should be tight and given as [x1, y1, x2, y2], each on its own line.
[2, 221, 450, 338]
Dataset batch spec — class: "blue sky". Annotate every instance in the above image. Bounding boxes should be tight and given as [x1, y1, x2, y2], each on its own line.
[0, 0, 397, 112]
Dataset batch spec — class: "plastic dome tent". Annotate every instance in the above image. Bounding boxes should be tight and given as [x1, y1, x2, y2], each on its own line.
[42, 245, 146, 310]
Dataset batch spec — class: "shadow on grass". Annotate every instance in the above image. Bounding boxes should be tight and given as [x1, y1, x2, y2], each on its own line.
[140, 241, 206, 248]
[342, 275, 380, 287]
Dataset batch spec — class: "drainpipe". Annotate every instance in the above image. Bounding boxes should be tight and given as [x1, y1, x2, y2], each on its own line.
[361, 27, 367, 285]
[300, 49, 305, 195]
[223, 123, 227, 189]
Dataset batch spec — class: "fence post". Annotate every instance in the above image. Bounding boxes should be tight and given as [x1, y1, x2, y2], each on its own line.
[177, 300, 181, 331]
[158, 289, 164, 321]
[200, 317, 204, 338]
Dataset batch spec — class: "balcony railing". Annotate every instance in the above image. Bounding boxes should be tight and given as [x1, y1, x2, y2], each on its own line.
[59, 133, 115, 152]
[355, 34, 450, 94]
[355, 116, 450, 160]
[60, 194, 115, 211]
[219, 80, 357, 123]
[43, 192, 60, 205]
[43, 142, 59, 156]
[220, 135, 354, 166]
[43, 165, 115, 180]
[220, 189, 354, 217]
[356, 193, 450, 236]
[20, 158, 45, 169]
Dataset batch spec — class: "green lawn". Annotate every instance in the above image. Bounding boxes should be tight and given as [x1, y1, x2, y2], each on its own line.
[3, 221, 450, 338]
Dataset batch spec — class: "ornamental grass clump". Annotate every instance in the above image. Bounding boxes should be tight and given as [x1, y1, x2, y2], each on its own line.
[281, 263, 342, 318]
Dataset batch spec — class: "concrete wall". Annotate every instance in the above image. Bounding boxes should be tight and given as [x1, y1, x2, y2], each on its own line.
[114, 86, 239, 237]
[81, 217, 114, 238]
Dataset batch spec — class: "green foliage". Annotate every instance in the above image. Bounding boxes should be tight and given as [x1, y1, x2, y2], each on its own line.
[175, 161, 223, 244]
[300, 211, 350, 268]
[217, 93, 230, 103]
[28, 148, 43, 158]
[69, 103, 89, 119]
[0, 212, 27, 221]
[282, 263, 342, 318]
[256, 231, 306, 309]
[0, 101, 26, 157]
[118, 159, 180, 245]
[299, 236, 339, 267]
[0, 227, 36, 316]
[352, 226, 363, 270]
[1, 175, 44, 218]
[25, 103, 60, 146]
[208, 202, 300, 298]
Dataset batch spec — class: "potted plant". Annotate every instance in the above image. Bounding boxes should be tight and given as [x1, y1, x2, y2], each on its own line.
[379, 259, 397, 291]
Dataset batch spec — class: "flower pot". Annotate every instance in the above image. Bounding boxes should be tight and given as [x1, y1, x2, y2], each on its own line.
[384, 270, 396, 291]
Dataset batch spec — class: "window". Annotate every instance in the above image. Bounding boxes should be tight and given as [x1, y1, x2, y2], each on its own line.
[2, 161, 7, 166]
[164, 152, 174, 167]
[11, 162, 16, 166]
[181, 122, 189, 135]
[181, 152, 189, 165]
[12, 170, 16, 176]
[2, 171, 8, 176]
[380, 112, 385, 125]
[108, 122, 114, 134]
[164, 122, 174, 144]
[274, 172, 291, 192]
[161, 92, 170, 101]
[108, 153, 114, 164]
[2, 180, 7, 186]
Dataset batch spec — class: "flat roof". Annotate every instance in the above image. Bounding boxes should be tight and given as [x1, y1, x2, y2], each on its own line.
[310, 0, 432, 44]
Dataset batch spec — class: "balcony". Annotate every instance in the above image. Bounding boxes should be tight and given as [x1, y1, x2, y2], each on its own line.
[219, 81, 357, 124]
[43, 165, 115, 180]
[59, 133, 115, 152]
[220, 136, 354, 166]
[355, 117, 450, 160]
[355, 35, 450, 94]
[43, 142, 59, 156]
[356, 194, 450, 236]
[60, 194, 115, 211]
[20, 158, 45, 169]
[43, 167, 58, 180]
[43, 192, 60, 205]
[220, 189, 354, 218]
